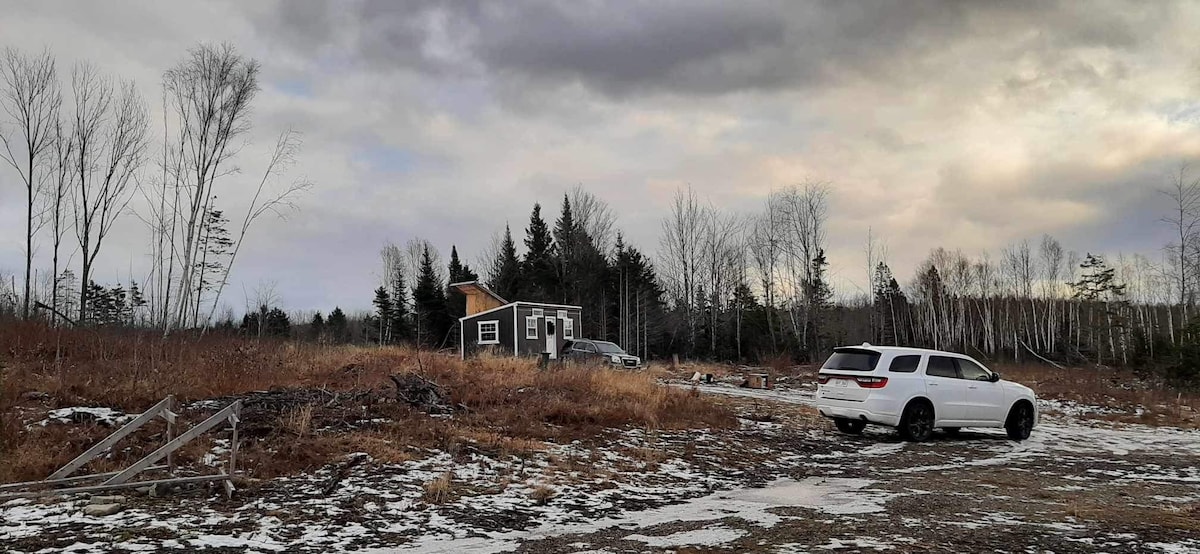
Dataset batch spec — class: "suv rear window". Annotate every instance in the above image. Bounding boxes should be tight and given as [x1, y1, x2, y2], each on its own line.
[822, 349, 881, 371]
[888, 355, 921, 373]
[926, 356, 959, 378]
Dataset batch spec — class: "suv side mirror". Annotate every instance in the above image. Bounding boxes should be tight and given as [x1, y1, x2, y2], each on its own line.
[989, 372, 1001, 382]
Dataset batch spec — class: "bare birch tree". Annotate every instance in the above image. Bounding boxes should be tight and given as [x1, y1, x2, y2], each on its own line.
[160, 43, 259, 330]
[748, 197, 783, 349]
[0, 47, 60, 319]
[659, 186, 705, 352]
[570, 184, 617, 255]
[47, 119, 74, 323]
[1161, 163, 1200, 323]
[70, 65, 149, 322]
[776, 182, 829, 350]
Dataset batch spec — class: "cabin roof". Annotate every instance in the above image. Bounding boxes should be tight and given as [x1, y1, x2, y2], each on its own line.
[449, 280, 509, 306]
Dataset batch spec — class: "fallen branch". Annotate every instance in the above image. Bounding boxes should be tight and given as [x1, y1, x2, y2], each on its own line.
[1017, 339, 1065, 369]
[321, 453, 368, 496]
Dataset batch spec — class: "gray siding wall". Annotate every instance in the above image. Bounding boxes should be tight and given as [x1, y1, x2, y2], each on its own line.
[515, 304, 582, 358]
[460, 305, 516, 358]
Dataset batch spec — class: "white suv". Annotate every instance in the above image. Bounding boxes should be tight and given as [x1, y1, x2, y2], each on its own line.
[815, 344, 1037, 442]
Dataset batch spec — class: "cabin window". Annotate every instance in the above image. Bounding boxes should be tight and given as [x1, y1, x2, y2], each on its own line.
[525, 316, 539, 339]
[557, 310, 568, 320]
[532, 308, 544, 318]
[478, 320, 500, 345]
[563, 318, 574, 339]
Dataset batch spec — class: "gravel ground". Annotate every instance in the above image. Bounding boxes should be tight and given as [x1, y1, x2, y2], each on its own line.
[3, 383, 1199, 553]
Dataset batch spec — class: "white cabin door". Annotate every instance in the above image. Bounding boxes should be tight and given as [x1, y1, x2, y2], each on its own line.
[545, 318, 558, 359]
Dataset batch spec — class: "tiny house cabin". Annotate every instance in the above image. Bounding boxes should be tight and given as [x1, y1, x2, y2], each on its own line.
[452, 281, 583, 360]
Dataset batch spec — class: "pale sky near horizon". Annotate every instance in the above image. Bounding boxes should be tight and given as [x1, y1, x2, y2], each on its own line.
[1, 1, 1199, 314]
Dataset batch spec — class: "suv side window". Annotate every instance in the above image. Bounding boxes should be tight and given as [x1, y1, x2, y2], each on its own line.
[888, 355, 921, 373]
[580, 342, 597, 353]
[956, 358, 991, 381]
[926, 356, 959, 378]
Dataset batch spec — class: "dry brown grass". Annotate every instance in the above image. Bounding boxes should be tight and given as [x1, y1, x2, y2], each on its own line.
[995, 363, 1200, 427]
[529, 484, 555, 505]
[280, 404, 315, 437]
[423, 471, 455, 504]
[0, 321, 735, 483]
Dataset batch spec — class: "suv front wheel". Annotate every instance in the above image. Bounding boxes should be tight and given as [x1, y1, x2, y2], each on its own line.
[1005, 402, 1034, 441]
[834, 418, 866, 435]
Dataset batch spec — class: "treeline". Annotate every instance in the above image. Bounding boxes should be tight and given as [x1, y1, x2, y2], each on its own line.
[328, 187, 670, 359]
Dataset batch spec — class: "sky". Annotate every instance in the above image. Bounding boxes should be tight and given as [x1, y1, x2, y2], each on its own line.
[2, 0, 1200, 314]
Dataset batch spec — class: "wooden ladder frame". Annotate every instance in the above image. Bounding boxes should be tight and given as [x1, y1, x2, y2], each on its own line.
[0, 397, 243, 499]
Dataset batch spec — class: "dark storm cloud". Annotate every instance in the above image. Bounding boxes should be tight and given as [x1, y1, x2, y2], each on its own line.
[257, 0, 1168, 99]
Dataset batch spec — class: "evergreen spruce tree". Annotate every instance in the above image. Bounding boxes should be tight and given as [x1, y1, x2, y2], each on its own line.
[805, 249, 834, 359]
[446, 245, 479, 318]
[265, 308, 291, 337]
[522, 203, 556, 302]
[372, 286, 393, 345]
[327, 307, 349, 343]
[128, 281, 147, 326]
[413, 244, 450, 348]
[873, 262, 907, 345]
[606, 235, 668, 359]
[488, 224, 522, 301]
[310, 311, 326, 342]
[553, 194, 577, 302]
[390, 271, 412, 343]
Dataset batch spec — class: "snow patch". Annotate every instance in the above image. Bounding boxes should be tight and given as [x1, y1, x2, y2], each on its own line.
[625, 527, 746, 547]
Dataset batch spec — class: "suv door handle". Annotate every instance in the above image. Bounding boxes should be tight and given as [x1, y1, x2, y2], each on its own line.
[927, 382, 939, 387]
[967, 385, 978, 390]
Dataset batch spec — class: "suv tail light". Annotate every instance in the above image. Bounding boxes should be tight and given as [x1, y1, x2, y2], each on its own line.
[855, 376, 888, 389]
[817, 374, 830, 385]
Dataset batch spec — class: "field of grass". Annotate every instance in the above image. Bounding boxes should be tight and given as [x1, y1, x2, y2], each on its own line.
[0, 321, 735, 484]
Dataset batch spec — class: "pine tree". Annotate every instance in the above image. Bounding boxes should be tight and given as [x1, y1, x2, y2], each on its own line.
[446, 245, 479, 318]
[1070, 254, 1128, 364]
[390, 271, 412, 343]
[522, 203, 556, 302]
[310, 311, 326, 342]
[128, 281, 147, 326]
[372, 286, 393, 345]
[327, 307, 349, 343]
[488, 224, 522, 301]
[873, 262, 907, 345]
[553, 194, 577, 302]
[265, 307, 291, 337]
[607, 235, 668, 359]
[413, 244, 449, 348]
[805, 249, 834, 358]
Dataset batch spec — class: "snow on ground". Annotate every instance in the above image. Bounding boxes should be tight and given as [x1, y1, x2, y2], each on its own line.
[6, 382, 1200, 552]
[624, 527, 746, 548]
[33, 406, 135, 427]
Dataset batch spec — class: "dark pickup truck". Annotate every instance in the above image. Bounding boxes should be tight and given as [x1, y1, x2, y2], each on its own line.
[562, 339, 642, 368]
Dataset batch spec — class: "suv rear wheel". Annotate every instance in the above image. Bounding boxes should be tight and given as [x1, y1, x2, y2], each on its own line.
[899, 400, 934, 442]
[834, 418, 866, 435]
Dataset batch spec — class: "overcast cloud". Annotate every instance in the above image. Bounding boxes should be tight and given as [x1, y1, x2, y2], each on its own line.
[1, 0, 1199, 313]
